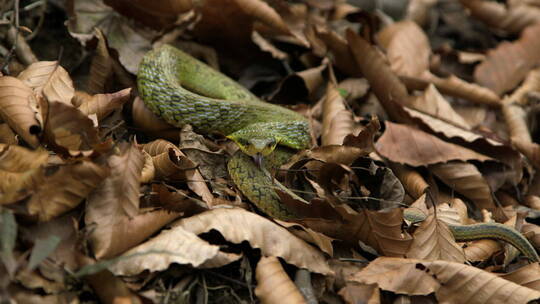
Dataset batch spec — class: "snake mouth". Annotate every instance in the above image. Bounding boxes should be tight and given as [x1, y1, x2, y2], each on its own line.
[252, 153, 264, 167]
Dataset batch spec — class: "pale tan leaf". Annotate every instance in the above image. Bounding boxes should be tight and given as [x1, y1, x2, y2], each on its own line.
[474, 22, 540, 95]
[255, 256, 306, 304]
[463, 239, 503, 262]
[18, 61, 74, 104]
[460, 0, 540, 34]
[28, 161, 109, 221]
[77, 88, 131, 121]
[512, 138, 540, 169]
[422, 73, 501, 107]
[338, 283, 380, 304]
[405, 0, 437, 26]
[0, 76, 41, 147]
[503, 103, 532, 143]
[352, 257, 540, 302]
[139, 150, 155, 183]
[406, 214, 466, 263]
[172, 208, 332, 274]
[315, 26, 358, 76]
[0, 123, 17, 145]
[500, 262, 540, 291]
[275, 220, 334, 256]
[109, 225, 224, 276]
[429, 161, 495, 210]
[0, 145, 48, 172]
[87, 28, 113, 94]
[321, 82, 354, 146]
[377, 21, 430, 78]
[234, 0, 290, 34]
[410, 84, 470, 129]
[506, 67, 540, 105]
[108, 142, 145, 218]
[375, 121, 493, 166]
[252, 31, 289, 60]
[337, 78, 369, 101]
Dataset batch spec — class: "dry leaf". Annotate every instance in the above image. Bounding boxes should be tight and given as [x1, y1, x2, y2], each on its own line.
[321, 82, 354, 146]
[172, 208, 332, 275]
[234, 0, 290, 34]
[406, 214, 466, 263]
[18, 61, 75, 104]
[0, 76, 41, 147]
[460, 0, 540, 34]
[474, 23, 540, 95]
[377, 21, 430, 78]
[375, 121, 493, 166]
[27, 161, 109, 221]
[429, 161, 495, 210]
[352, 257, 540, 303]
[77, 88, 131, 121]
[87, 28, 113, 94]
[255, 256, 306, 304]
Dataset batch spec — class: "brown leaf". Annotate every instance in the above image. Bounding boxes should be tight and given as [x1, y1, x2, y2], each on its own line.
[500, 262, 540, 291]
[503, 103, 531, 143]
[27, 161, 109, 221]
[77, 88, 131, 121]
[87, 28, 113, 94]
[474, 23, 540, 95]
[377, 21, 431, 78]
[352, 257, 540, 302]
[506, 67, 540, 105]
[107, 142, 145, 218]
[44, 101, 100, 154]
[406, 214, 466, 263]
[460, 0, 540, 34]
[321, 82, 354, 146]
[131, 96, 179, 141]
[375, 121, 493, 166]
[338, 283, 380, 304]
[18, 61, 75, 104]
[0, 123, 17, 145]
[233, 0, 289, 34]
[0, 145, 48, 172]
[315, 26, 358, 76]
[347, 29, 412, 123]
[173, 208, 332, 274]
[389, 163, 429, 199]
[0, 76, 41, 147]
[108, 224, 239, 276]
[255, 256, 306, 304]
[429, 161, 495, 210]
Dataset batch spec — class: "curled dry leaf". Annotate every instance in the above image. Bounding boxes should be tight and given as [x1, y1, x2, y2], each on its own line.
[0, 76, 41, 147]
[0, 145, 48, 172]
[500, 261, 540, 290]
[234, 0, 290, 34]
[389, 163, 428, 199]
[143, 139, 214, 205]
[375, 121, 493, 167]
[109, 224, 240, 276]
[346, 29, 412, 123]
[406, 214, 466, 263]
[77, 88, 131, 121]
[87, 28, 113, 94]
[502, 103, 531, 143]
[255, 256, 306, 304]
[17, 61, 75, 105]
[28, 161, 109, 222]
[352, 257, 540, 302]
[429, 161, 495, 210]
[506, 67, 540, 105]
[44, 101, 100, 154]
[314, 26, 358, 76]
[474, 23, 540, 96]
[132, 96, 179, 141]
[0, 124, 17, 145]
[460, 0, 540, 34]
[321, 82, 354, 146]
[139, 150, 155, 183]
[338, 283, 380, 304]
[172, 208, 332, 275]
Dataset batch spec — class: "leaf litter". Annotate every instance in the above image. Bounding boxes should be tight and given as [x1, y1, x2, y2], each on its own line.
[2, 0, 540, 303]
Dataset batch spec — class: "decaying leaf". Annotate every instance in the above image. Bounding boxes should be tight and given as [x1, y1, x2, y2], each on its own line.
[17, 61, 74, 104]
[255, 256, 306, 304]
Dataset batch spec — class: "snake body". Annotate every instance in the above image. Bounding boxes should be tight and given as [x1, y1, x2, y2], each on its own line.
[137, 44, 538, 262]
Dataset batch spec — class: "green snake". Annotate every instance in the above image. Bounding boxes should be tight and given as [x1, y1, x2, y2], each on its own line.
[137, 44, 539, 262]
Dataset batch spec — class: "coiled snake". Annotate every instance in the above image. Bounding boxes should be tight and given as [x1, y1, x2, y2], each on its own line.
[137, 45, 538, 262]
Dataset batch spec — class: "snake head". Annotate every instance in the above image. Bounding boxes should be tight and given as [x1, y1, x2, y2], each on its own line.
[227, 132, 280, 157]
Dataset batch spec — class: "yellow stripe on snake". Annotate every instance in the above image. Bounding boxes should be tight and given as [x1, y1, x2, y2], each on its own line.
[137, 44, 539, 262]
